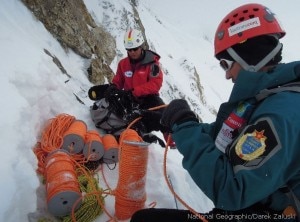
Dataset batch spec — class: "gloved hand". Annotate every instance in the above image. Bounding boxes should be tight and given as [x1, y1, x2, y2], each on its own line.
[102, 84, 123, 116]
[123, 109, 142, 122]
[103, 84, 120, 99]
[88, 84, 110, 100]
[142, 133, 166, 147]
[161, 99, 198, 131]
[140, 110, 162, 123]
[121, 90, 136, 111]
[105, 87, 137, 119]
[140, 110, 163, 132]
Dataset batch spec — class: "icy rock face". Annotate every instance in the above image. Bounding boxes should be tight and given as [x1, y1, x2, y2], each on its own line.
[21, 0, 116, 85]
[21, 0, 215, 117]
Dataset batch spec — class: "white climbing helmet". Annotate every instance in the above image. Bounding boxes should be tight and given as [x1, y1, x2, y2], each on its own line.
[124, 28, 145, 49]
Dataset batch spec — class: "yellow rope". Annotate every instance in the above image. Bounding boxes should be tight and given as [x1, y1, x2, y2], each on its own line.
[62, 172, 104, 222]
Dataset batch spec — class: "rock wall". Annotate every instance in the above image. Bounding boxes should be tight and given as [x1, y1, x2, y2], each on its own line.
[22, 0, 116, 84]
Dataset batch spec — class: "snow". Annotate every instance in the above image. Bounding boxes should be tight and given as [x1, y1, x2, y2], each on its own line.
[0, 0, 299, 221]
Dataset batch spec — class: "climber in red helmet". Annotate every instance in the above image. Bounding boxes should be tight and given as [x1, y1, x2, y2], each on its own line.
[131, 3, 299, 221]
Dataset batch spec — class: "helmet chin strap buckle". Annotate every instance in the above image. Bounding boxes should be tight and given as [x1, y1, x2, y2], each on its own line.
[247, 66, 256, 72]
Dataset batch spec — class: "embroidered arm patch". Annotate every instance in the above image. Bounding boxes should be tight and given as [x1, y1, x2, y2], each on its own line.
[228, 117, 282, 172]
[150, 64, 160, 77]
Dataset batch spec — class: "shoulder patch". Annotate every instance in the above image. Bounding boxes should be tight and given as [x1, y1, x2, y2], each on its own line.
[228, 117, 282, 173]
[235, 129, 267, 161]
[150, 64, 160, 77]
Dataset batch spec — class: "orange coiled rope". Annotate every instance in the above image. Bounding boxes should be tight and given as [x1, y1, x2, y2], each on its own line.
[45, 149, 82, 217]
[114, 129, 149, 220]
[83, 130, 105, 161]
[40, 114, 75, 153]
[102, 134, 119, 164]
[61, 120, 87, 154]
[34, 114, 75, 174]
[34, 114, 107, 222]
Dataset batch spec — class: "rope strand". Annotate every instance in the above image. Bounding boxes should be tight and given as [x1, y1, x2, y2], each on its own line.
[163, 134, 208, 222]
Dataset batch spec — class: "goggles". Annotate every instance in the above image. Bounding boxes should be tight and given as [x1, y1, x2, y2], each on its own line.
[219, 59, 234, 71]
[126, 47, 140, 52]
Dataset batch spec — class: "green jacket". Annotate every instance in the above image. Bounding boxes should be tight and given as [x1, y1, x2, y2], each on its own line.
[172, 61, 300, 212]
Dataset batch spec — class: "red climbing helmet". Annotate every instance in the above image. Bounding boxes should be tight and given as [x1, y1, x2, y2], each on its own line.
[214, 3, 286, 56]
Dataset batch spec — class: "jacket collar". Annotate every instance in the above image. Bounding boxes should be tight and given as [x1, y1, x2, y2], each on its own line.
[228, 61, 300, 103]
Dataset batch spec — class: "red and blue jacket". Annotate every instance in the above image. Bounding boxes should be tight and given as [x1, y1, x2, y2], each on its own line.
[112, 50, 163, 98]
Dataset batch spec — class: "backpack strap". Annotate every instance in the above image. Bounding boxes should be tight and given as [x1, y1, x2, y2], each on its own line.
[255, 81, 300, 221]
[95, 109, 112, 128]
[255, 81, 300, 102]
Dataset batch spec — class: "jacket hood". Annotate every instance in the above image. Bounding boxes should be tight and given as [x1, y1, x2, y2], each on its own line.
[140, 50, 160, 65]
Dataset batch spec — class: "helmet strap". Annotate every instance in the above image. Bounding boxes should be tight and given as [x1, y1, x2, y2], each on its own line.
[227, 41, 282, 72]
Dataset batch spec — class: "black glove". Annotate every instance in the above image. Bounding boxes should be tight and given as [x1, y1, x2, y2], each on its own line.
[88, 84, 110, 100]
[142, 133, 166, 147]
[131, 121, 147, 136]
[140, 110, 163, 132]
[103, 84, 120, 99]
[140, 110, 162, 122]
[102, 84, 123, 116]
[161, 99, 198, 131]
[124, 109, 164, 132]
[105, 86, 137, 118]
[121, 90, 137, 112]
[123, 109, 141, 122]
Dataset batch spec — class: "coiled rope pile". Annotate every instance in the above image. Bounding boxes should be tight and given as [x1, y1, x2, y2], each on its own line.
[34, 113, 150, 221]
[34, 114, 105, 222]
[33, 110, 207, 222]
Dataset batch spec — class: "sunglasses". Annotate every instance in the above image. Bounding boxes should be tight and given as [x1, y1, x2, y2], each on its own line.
[219, 59, 235, 71]
[126, 47, 140, 52]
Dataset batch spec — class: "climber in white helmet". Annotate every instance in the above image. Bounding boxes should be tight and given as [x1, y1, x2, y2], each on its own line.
[88, 28, 175, 148]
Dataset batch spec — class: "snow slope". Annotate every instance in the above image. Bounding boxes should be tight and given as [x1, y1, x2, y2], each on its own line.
[0, 0, 299, 221]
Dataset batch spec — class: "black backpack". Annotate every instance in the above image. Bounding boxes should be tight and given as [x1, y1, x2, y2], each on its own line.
[90, 90, 140, 136]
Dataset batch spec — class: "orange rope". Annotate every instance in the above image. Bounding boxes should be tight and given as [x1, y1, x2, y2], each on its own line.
[102, 134, 119, 164]
[126, 104, 167, 130]
[163, 134, 208, 222]
[34, 114, 75, 174]
[102, 134, 119, 150]
[33, 107, 208, 221]
[34, 114, 112, 221]
[45, 150, 82, 217]
[61, 120, 87, 154]
[114, 129, 149, 220]
[70, 160, 114, 222]
[83, 130, 104, 161]
[33, 142, 46, 175]
[127, 104, 208, 222]
[41, 114, 75, 153]
[99, 164, 113, 191]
